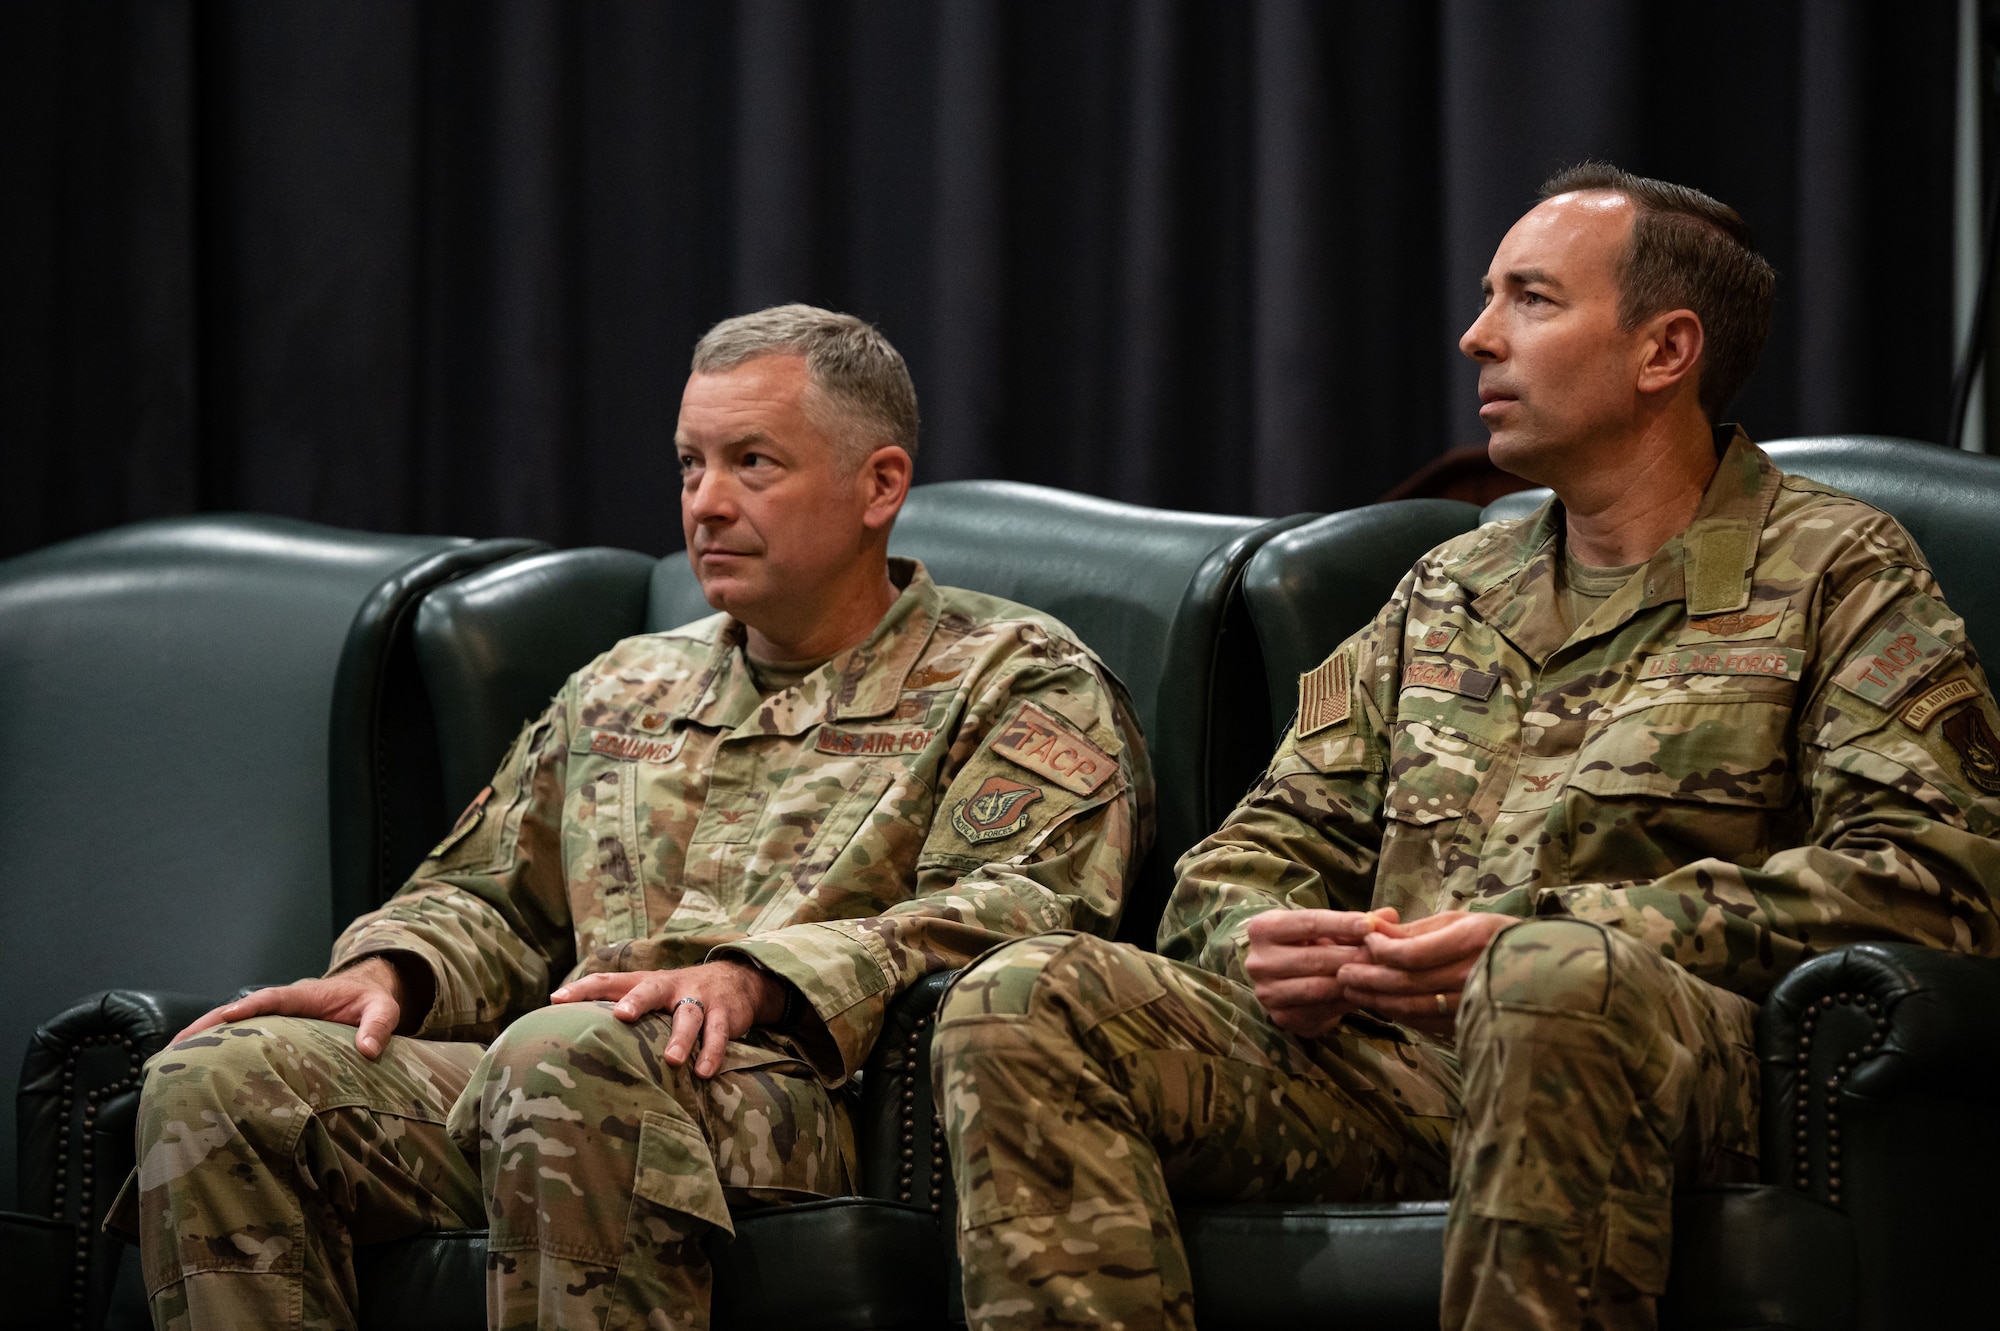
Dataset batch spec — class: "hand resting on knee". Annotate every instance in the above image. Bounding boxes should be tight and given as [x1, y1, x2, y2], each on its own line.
[169, 953, 431, 1059]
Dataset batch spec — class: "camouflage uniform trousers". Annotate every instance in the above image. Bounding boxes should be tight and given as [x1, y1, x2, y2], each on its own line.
[126, 1001, 849, 1331]
[933, 919, 1759, 1331]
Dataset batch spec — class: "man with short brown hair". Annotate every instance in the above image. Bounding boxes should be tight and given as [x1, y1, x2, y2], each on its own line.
[936, 168, 2000, 1330]
[121, 304, 1152, 1331]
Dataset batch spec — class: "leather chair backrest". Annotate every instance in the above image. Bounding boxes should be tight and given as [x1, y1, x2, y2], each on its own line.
[1241, 500, 1487, 742]
[1477, 436, 2000, 670]
[420, 481, 1299, 949]
[0, 516, 505, 1210]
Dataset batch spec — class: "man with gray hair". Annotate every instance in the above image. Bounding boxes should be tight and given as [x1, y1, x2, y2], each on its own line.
[120, 303, 1152, 1331]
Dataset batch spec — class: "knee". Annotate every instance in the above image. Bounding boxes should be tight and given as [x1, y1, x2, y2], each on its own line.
[1466, 918, 1613, 1015]
[138, 1017, 326, 1148]
[477, 1001, 663, 1125]
[935, 933, 1086, 1033]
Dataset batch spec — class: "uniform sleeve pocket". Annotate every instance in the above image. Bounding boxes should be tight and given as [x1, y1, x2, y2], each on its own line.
[1568, 700, 1794, 808]
[631, 1110, 733, 1235]
[1600, 1187, 1672, 1296]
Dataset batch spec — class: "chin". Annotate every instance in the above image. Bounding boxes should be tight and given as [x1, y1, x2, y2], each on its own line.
[1486, 434, 1556, 486]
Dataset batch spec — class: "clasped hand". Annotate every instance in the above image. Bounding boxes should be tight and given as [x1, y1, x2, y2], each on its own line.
[1244, 907, 1514, 1037]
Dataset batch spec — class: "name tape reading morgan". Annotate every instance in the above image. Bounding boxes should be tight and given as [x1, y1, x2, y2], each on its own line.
[992, 702, 1116, 796]
[1401, 658, 1500, 700]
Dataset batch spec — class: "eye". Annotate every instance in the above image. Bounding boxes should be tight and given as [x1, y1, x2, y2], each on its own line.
[741, 451, 770, 468]
[1521, 290, 1550, 307]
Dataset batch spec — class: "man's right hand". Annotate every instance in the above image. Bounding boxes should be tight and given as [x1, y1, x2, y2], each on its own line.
[170, 956, 407, 1060]
[1243, 907, 1399, 1038]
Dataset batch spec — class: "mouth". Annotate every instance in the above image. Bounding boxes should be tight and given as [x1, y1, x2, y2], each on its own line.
[1476, 386, 1518, 421]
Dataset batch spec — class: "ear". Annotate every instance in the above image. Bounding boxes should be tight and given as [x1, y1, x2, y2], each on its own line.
[858, 446, 912, 532]
[1635, 308, 1705, 397]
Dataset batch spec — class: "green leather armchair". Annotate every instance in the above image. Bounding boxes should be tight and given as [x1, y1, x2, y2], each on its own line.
[0, 517, 539, 1331]
[11, 483, 1303, 1330]
[1192, 437, 2000, 1331]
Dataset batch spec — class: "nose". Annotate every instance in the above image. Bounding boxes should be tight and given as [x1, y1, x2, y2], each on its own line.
[682, 464, 737, 528]
[1459, 300, 1503, 363]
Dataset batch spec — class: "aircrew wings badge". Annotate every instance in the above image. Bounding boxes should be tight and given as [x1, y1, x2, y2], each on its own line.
[951, 775, 1044, 844]
[1296, 652, 1353, 739]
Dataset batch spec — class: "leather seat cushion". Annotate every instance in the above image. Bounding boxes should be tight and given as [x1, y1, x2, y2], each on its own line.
[354, 1199, 950, 1331]
[1178, 1185, 1852, 1331]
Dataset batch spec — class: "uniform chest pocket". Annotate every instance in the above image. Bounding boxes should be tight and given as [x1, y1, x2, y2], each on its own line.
[1568, 698, 1795, 808]
[1383, 720, 1500, 826]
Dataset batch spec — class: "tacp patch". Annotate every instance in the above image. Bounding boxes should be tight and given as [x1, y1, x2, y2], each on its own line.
[1902, 677, 1980, 732]
[816, 726, 937, 757]
[992, 703, 1116, 796]
[1297, 652, 1353, 738]
[1834, 610, 1952, 710]
[951, 775, 1044, 844]
[1638, 647, 1805, 682]
[1400, 658, 1500, 700]
[1942, 706, 2000, 794]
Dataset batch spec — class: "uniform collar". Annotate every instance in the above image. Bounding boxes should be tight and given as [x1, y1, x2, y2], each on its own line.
[681, 558, 941, 734]
[1451, 426, 1779, 666]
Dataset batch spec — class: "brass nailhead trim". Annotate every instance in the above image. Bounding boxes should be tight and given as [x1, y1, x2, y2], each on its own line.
[1791, 992, 1888, 1206]
[50, 1031, 143, 1331]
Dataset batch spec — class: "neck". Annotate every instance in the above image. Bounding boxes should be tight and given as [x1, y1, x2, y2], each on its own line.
[1555, 408, 1719, 567]
[743, 556, 899, 662]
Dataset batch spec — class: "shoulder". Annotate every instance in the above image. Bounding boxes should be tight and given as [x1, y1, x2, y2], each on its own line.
[563, 618, 728, 715]
[1765, 472, 1932, 586]
[928, 583, 1107, 672]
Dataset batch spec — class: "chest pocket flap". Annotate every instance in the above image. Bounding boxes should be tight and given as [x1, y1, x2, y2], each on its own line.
[1568, 698, 1794, 807]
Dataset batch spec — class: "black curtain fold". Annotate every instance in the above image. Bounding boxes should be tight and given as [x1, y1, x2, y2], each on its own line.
[0, 0, 1960, 559]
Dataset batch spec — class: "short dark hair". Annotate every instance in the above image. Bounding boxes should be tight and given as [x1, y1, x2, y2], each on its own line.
[1539, 162, 1776, 421]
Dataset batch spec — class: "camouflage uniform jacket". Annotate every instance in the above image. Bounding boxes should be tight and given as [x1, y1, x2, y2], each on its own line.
[1163, 432, 2000, 1000]
[331, 559, 1152, 1082]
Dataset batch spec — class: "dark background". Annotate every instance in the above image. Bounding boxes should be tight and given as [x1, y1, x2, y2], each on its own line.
[1, 0, 1960, 559]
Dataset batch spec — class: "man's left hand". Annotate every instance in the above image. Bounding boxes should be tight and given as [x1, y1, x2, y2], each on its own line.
[551, 961, 788, 1078]
[1336, 911, 1516, 1035]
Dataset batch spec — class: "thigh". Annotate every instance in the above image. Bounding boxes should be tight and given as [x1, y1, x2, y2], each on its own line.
[133, 1017, 486, 1290]
[460, 1001, 850, 1210]
[947, 933, 1459, 1208]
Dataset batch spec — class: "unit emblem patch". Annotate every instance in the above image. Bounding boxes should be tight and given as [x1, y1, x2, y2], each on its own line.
[992, 703, 1116, 795]
[1297, 653, 1353, 738]
[951, 775, 1044, 844]
[1943, 706, 2000, 795]
[1400, 659, 1500, 700]
[1833, 609, 1952, 710]
[1902, 677, 1980, 732]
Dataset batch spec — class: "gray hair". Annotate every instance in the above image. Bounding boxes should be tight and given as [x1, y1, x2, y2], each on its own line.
[691, 304, 920, 465]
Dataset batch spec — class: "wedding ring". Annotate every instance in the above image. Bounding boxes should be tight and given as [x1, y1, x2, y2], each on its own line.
[675, 996, 707, 1016]
[1435, 992, 1450, 1016]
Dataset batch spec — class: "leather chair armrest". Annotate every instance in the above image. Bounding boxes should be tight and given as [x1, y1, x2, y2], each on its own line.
[1758, 943, 2000, 1195]
[1758, 943, 2000, 1328]
[855, 971, 957, 1214]
[15, 989, 219, 1331]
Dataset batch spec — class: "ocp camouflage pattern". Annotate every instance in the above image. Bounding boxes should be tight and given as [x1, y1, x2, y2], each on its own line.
[333, 557, 1152, 1080]
[1162, 432, 2000, 996]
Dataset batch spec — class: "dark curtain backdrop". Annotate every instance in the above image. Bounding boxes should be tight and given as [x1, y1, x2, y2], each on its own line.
[1, 1, 1958, 559]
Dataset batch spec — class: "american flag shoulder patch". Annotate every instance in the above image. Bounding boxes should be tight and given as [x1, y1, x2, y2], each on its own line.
[1296, 652, 1353, 739]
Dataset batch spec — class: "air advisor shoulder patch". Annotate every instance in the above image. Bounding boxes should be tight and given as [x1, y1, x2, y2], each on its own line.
[1297, 651, 1353, 738]
[951, 775, 1044, 844]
